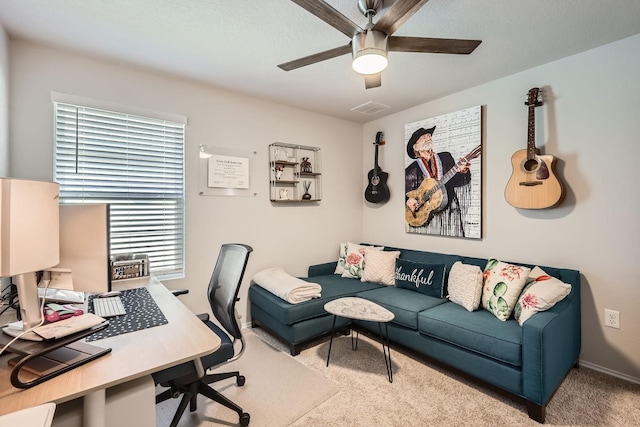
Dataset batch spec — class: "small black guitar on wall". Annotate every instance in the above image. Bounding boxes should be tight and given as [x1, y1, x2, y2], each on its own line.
[365, 131, 390, 204]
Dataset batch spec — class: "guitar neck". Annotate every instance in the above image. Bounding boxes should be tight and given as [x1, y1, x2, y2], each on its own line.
[527, 103, 536, 159]
[526, 88, 542, 160]
[374, 143, 379, 174]
[373, 131, 384, 175]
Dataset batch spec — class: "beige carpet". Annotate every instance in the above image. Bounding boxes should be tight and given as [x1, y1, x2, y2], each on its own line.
[156, 331, 339, 427]
[256, 328, 640, 427]
[158, 328, 640, 426]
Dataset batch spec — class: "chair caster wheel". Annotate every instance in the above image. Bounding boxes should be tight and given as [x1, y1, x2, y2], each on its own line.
[237, 375, 245, 386]
[240, 412, 250, 426]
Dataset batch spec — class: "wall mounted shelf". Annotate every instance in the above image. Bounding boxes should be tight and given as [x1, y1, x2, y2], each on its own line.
[269, 143, 322, 203]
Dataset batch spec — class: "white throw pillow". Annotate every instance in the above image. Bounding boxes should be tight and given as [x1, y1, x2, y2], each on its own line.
[481, 259, 531, 321]
[513, 266, 571, 325]
[447, 261, 484, 311]
[340, 242, 383, 279]
[360, 249, 401, 286]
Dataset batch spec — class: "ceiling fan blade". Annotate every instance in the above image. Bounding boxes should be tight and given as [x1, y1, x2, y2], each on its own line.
[290, 0, 362, 38]
[364, 74, 382, 89]
[278, 44, 352, 71]
[373, 0, 430, 36]
[389, 36, 482, 54]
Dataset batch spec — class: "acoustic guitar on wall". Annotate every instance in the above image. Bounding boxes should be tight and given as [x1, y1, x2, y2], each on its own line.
[505, 87, 563, 209]
[364, 131, 390, 204]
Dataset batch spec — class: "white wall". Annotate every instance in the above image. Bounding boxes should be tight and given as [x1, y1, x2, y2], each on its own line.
[361, 35, 640, 381]
[8, 39, 363, 323]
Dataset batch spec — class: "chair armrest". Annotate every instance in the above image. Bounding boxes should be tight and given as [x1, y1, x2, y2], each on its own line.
[197, 313, 209, 323]
[171, 289, 189, 297]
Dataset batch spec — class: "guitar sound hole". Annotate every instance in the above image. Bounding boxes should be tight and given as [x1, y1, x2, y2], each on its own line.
[523, 159, 539, 172]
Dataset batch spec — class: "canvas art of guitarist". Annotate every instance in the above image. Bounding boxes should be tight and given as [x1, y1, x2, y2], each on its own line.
[405, 126, 472, 235]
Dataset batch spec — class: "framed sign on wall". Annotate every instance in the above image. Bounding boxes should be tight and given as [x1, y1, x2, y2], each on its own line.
[198, 145, 258, 197]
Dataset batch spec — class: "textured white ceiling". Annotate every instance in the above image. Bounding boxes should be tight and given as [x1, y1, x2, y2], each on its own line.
[1, 0, 639, 123]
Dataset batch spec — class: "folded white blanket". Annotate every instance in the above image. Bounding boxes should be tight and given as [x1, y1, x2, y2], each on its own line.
[253, 267, 322, 304]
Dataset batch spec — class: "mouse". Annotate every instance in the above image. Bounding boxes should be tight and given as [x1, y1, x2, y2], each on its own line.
[98, 290, 122, 298]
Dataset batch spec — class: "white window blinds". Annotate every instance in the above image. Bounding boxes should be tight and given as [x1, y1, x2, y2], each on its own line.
[53, 102, 185, 278]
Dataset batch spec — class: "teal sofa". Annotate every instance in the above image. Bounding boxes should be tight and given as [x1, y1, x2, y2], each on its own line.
[249, 246, 581, 423]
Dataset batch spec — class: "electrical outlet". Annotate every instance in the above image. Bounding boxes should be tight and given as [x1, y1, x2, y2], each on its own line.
[604, 309, 620, 329]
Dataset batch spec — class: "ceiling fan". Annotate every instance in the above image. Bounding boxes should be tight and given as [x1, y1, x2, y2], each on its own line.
[278, 0, 482, 89]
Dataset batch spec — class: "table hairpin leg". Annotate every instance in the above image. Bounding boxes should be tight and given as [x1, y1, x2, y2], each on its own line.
[351, 320, 359, 351]
[326, 314, 337, 367]
[378, 322, 393, 383]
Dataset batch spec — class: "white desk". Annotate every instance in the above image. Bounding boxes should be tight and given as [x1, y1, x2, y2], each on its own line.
[0, 277, 221, 426]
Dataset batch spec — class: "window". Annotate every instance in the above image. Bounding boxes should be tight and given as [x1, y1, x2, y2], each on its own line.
[53, 100, 185, 279]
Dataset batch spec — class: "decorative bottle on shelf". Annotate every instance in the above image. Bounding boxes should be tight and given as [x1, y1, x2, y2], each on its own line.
[302, 181, 312, 200]
[300, 157, 312, 173]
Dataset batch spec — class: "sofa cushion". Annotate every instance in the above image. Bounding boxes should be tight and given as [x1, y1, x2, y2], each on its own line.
[418, 302, 523, 367]
[249, 275, 381, 326]
[340, 242, 384, 279]
[514, 266, 571, 326]
[360, 248, 400, 286]
[333, 242, 349, 275]
[363, 245, 463, 268]
[394, 259, 446, 298]
[394, 248, 462, 265]
[356, 286, 447, 330]
[482, 259, 531, 321]
[447, 261, 484, 311]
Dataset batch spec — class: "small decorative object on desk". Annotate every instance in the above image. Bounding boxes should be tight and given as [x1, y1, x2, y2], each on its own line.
[302, 181, 312, 200]
[300, 157, 312, 173]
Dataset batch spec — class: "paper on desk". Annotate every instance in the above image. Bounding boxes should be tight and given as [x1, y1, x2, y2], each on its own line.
[33, 313, 106, 340]
[5, 320, 24, 330]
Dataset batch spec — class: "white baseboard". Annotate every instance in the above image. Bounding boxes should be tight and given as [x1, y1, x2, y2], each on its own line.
[579, 359, 640, 384]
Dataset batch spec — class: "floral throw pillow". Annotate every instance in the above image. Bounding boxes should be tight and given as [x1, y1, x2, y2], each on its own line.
[334, 242, 349, 275]
[340, 242, 383, 279]
[513, 266, 571, 326]
[481, 259, 531, 321]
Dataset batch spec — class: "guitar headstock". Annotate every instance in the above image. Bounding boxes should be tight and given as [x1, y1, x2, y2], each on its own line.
[374, 131, 385, 146]
[525, 87, 543, 107]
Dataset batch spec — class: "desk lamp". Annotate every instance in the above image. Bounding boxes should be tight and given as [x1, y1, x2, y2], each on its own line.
[0, 178, 60, 341]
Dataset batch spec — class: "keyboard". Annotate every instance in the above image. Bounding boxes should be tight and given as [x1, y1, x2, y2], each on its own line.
[92, 296, 126, 318]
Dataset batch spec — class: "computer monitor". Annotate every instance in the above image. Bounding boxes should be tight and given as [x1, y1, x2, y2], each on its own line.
[0, 178, 60, 339]
[47, 204, 111, 294]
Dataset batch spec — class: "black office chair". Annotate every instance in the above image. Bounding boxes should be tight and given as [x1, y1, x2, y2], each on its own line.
[153, 243, 253, 427]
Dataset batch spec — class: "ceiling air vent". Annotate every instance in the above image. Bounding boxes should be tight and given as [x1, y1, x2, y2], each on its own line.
[350, 101, 391, 116]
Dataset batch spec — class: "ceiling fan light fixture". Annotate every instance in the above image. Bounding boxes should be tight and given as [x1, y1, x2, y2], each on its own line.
[352, 30, 388, 75]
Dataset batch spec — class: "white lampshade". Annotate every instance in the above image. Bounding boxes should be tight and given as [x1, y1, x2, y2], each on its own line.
[352, 30, 388, 75]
